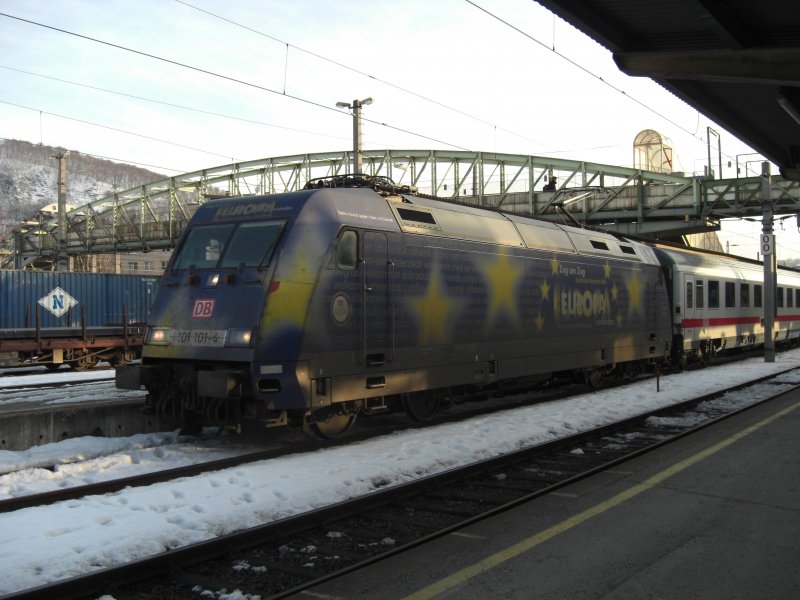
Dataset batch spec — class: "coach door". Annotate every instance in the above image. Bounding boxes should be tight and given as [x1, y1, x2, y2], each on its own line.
[682, 275, 695, 326]
[363, 232, 393, 366]
[683, 274, 705, 326]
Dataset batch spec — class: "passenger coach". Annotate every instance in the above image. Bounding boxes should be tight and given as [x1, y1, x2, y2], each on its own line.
[655, 245, 800, 363]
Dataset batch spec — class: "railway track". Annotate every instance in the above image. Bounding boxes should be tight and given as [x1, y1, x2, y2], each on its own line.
[0, 378, 588, 511]
[3, 367, 797, 600]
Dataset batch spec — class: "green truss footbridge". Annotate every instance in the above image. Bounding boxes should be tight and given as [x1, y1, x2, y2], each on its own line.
[9, 149, 800, 268]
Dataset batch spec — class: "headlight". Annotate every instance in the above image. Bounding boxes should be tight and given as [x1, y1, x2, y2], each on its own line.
[226, 328, 253, 347]
[205, 273, 220, 287]
[146, 327, 171, 346]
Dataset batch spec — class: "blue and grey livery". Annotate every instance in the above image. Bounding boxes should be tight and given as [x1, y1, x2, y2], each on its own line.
[118, 175, 800, 437]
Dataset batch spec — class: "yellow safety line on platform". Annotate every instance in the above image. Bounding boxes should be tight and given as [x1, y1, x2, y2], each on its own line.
[403, 399, 800, 600]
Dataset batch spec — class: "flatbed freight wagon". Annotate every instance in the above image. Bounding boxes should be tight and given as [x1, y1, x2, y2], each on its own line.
[0, 271, 158, 370]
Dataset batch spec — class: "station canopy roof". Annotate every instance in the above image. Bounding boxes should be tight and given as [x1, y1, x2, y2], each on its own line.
[536, 0, 800, 181]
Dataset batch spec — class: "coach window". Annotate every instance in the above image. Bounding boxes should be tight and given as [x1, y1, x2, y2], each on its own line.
[685, 282, 693, 309]
[796, 289, 800, 307]
[777, 287, 784, 308]
[754, 284, 763, 308]
[741, 283, 750, 308]
[725, 281, 735, 308]
[337, 230, 358, 270]
[708, 281, 719, 309]
[696, 280, 705, 309]
[789, 289, 794, 308]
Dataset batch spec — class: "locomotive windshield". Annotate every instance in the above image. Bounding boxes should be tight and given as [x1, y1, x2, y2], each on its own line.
[172, 220, 285, 271]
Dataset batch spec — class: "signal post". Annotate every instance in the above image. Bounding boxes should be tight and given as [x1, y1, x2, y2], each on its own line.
[761, 162, 775, 363]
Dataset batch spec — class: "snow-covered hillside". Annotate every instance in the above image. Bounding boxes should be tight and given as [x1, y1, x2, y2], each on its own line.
[0, 139, 164, 243]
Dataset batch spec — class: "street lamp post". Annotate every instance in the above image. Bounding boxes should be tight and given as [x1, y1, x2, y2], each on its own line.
[336, 97, 372, 175]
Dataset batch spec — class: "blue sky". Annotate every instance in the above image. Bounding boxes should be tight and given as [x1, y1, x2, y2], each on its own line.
[0, 0, 794, 259]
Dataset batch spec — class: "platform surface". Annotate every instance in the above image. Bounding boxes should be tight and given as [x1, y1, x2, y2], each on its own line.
[295, 387, 800, 600]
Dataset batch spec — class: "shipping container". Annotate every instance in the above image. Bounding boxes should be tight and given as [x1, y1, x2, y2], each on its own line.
[0, 271, 158, 329]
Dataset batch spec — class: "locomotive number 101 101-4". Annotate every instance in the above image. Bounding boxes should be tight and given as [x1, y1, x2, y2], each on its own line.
[170, 329, 227, 347]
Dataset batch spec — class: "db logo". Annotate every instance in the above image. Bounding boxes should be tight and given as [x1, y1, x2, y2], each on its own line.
[192, 299, 215, 318]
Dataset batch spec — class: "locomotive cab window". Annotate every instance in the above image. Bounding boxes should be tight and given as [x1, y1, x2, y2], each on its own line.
[172, 220, 285, 271]
[220, 221, 285, 268]
[337, 230, 358, 270]
[172, 223, 235, 270]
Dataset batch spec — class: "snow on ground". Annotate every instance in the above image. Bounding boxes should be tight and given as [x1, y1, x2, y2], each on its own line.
[0, 379, 146, 407]
[1, 351, 800, 595]
[0, 367, 115, 389]
[0, 432, 253, 495]
[0, 431, 182, 476]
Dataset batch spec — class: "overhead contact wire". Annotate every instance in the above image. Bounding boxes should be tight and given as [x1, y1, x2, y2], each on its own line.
[0, 11, 470, 152]
[173, 0, 553, 150]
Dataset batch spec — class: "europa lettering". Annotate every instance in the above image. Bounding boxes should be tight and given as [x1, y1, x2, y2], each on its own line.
[215, 202, 279, 219]
[560, 288, 609, 318]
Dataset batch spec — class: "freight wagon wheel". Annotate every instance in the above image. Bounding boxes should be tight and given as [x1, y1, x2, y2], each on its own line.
[308, 407, 358, 439]
[108, 350, 137, 368]
[71, 352, 100, 372]
[402, 390, 441, 421]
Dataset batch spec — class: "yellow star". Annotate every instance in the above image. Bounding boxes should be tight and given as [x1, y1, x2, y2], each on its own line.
[627, 270, 643, 315]
[534, 311, 545, 332]
[481, 250, 523, 320]
[611, 284, 619, 301]
[410, 268, 454, 345]
[540, 278, 551, 301]
[261, 252, 314, 327]
[550, 257, 560, 276]
[604, 262, 611, 279]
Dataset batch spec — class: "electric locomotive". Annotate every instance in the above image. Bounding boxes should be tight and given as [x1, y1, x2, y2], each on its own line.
[117, 176, 673, 437]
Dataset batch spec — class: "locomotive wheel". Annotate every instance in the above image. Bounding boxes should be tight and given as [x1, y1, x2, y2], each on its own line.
[585, 368, 604, 388]
[308, 407, 358, 438]
[402, 390, 441, 421]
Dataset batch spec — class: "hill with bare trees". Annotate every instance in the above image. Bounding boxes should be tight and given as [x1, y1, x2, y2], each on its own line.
[0, 138, 164, 246]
